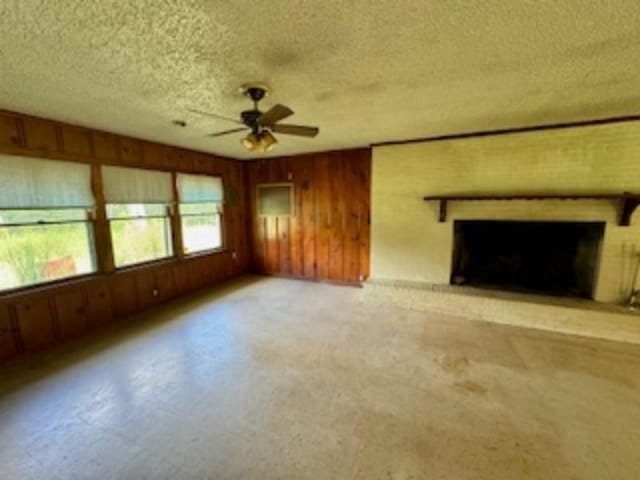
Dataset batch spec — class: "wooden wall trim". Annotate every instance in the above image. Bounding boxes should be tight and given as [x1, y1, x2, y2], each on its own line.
[373, 114, 640, 147]
[91, 164, 115, 273]
[170, 171, 185, 260]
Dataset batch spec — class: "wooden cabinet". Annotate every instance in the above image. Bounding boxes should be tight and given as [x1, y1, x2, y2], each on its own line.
[16, 298, 56, 351]
[87, 281, 113, 326]
[60, 125, 91, 158]
[0, 303, 18, 361]
[110, 274, 138, 318]
[0, 112, 22, 148]
[92, 132, 120, 163]
[23, 117, 59, 152]
[55, 290, 89, 339]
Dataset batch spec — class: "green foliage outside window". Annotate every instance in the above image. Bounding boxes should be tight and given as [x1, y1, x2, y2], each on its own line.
[0, 209, 94, 291]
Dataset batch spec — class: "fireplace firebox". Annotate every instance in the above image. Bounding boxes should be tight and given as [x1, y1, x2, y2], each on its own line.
[450, 220, 605, 298]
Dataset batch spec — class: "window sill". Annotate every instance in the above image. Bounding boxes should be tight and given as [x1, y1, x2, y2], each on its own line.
[114, 256, 177, 274]
[0, 272, 99, 299]
[0, 250, 232, 299]
[183, 247, 228, 260]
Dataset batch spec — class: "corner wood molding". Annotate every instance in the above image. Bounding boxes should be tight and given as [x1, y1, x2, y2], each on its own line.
[423, 193, 640, 226]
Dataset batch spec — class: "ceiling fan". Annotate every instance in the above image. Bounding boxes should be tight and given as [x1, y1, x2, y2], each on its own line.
[189, 83, 319, 153]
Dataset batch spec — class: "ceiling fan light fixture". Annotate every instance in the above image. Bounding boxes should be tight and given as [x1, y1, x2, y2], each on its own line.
[261, 130, 278, 152]
[242, 132, 260, 151]
[242, 131, 277, 153]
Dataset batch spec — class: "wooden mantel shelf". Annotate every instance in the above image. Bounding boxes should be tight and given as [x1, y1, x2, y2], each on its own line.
[422, 192, 640, 226]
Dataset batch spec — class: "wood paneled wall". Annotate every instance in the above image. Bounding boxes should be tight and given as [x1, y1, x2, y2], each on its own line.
[246, 148, 371, 284]
[0, 110, 250, 363]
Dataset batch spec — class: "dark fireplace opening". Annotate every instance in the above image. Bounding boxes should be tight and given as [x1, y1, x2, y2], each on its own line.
[451, 220, 605, 298]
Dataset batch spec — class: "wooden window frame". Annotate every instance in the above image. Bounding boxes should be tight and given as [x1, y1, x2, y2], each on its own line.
[178, 173, 226, 257]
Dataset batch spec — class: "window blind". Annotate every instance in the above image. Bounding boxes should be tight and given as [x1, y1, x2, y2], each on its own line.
[0, 154, 93, 208]
[102, 166, 173, 204]
[177, 174, 223, 203]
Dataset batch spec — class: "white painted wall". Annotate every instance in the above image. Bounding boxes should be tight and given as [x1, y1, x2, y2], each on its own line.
[371, 121, 640, 303]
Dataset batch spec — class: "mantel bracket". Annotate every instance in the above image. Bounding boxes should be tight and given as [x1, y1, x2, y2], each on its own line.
[438, 199, 447, 223]
[620, 193, 640, 227]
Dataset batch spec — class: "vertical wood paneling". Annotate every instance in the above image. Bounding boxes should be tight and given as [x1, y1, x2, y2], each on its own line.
[142, 142, 169, 169]
[358, 151, 372, 280]
[246, 148, 371, 284]
[55, 290, 89, 339]
[289, 159, 304, 277]
[314, 153, 332, 280]
[156, 267, 175, 302]
[173, 263, 191, 295]
[136, 270, 159, 310]
[118, 137, 143, 166]
[60, 125, 92, 157]
[23, 117, 59, 152]
[248, 162, 264, 272]
[328, 153, 345, 280]
[110, 274, 138, 318]
[278, 216, 292, 275]
[87, 281, 113, 326]
[265, 216, 280, 273]
[344, 153, 361, 283]
[0, 303, 17, 361]
[300, 157, 317, 278]
[91, 131, 120, 164]
[16, 298, 56, 351]
[0, 112, 22, 148]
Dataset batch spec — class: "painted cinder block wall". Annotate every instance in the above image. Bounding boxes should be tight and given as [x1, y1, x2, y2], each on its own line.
[371, 121, 640, 303]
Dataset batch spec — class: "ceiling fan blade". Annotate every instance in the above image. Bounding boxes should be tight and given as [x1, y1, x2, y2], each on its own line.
[259, 104, 294, 126]
[270, 124, 319, 137]
[188, 108, 244, 125]
[206, 127, 249, 138]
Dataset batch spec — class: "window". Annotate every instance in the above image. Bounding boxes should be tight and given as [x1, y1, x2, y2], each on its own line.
[107, 204, 172, 267]
[177, 174, 224, 254]
[0, 155, 95, 291]
[102, 166, 173, 268]
[258, 183, 293, 216]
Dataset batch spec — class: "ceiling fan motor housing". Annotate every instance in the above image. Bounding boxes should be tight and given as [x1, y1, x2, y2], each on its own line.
[241, 110, 262, 131]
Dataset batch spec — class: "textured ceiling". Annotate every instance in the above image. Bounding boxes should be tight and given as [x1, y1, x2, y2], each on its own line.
[1, 1, 640, 159]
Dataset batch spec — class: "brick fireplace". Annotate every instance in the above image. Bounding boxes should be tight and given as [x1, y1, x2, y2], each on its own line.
[371, 120, 640, 304]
